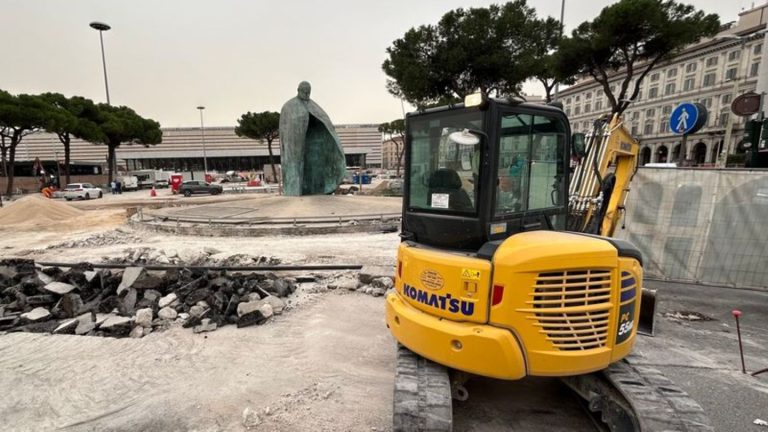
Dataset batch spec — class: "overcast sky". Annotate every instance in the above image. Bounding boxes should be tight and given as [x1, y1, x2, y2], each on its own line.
[1, 0, 759, 127]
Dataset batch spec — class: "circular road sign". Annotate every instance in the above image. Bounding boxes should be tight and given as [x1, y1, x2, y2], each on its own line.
[731, 92, 762, 117]
[670, 102, 708, 135]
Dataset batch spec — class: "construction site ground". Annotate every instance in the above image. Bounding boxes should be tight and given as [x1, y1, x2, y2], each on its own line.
[0, 193, 766, 431]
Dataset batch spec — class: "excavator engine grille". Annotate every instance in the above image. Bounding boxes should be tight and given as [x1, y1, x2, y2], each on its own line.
[529, 269, 613, 351]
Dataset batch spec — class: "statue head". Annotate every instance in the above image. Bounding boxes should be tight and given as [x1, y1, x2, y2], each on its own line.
[297, 81, 311, 102]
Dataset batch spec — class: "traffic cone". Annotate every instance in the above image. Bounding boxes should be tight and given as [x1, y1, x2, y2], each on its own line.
[150, 186, 157, 197]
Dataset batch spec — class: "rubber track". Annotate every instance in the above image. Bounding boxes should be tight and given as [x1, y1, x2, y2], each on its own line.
[605, 354, 714, 432]
[393, 345, 453, 432]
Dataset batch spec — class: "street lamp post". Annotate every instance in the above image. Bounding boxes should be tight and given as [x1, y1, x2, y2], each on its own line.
[197, 106, 208, 177]
[553, 0, 566, 102]
[89, 21, 111, 105]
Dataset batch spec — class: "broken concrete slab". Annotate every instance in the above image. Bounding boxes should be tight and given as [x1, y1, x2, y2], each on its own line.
[129, 326, 145, 338]
[189, 305, 208, 319]
[36, 270, 54, 285]
[359, 265, 394, 284]
[135, 308, 153, 328]
[237, 310, 268, 328]
[158, 293, 178, 308]
[99, 315, 132, 330]
[53, 319, 78, 335]
[193, 318, 217, 333]
[371, 277, 394, 289]
[237, 301, 262, 318]
[116, 267, 146, 295]
[260, 296, 286, 315]
[21, 307, 51, 322]
[43, 282, 77, 295]
[158, 307, 178, 320]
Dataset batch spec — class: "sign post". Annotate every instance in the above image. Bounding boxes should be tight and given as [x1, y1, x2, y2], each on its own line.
[669, 102, 708, 166]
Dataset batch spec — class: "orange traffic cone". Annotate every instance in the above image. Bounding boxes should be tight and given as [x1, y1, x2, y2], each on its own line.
[150, 186, 157, 197]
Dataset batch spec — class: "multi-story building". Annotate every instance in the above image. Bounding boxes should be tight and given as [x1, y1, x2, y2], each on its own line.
[560, 3, 767, 166]
[381, 136, 403, 172]
[17, 123, 384, 174]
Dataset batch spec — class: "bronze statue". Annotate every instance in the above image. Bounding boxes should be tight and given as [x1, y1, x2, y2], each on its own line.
[279, 81, 346, 196]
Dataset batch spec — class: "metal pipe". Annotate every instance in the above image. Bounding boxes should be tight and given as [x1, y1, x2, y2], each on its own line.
[733, 310, 747, 374]
[35, 262, 363, 271]
[98, 30, 110, 105]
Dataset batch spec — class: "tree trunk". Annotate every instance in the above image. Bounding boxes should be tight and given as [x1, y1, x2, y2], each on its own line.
[267, 139, 277, 183]
[63, 138, 71, 186]
[0, 145, 7, 178]
[395, 140, 404, 177]
[6, 144, 16, 196]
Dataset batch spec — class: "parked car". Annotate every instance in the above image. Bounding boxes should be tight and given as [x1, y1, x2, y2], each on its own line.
[63, 183, 103, 201]
[179, 181, 223, 197]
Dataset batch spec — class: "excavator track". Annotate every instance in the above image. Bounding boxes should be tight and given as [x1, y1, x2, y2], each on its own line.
[393, 347, 713, 432]
[393, 345, 453, 432]
[563, 354, 714, 432]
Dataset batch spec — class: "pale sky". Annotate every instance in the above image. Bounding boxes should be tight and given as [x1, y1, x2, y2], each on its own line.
[1, 0, 758, 127]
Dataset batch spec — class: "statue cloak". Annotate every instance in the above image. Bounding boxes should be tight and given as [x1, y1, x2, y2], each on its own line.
[279, 97, 346, 196]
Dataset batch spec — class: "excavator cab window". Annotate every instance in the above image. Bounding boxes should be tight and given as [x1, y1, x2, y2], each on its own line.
[495, 113, 567, 219]
[406, 110, 484, 215]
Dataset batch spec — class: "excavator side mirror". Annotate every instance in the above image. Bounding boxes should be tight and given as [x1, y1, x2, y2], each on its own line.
[572, 133, 587, 158]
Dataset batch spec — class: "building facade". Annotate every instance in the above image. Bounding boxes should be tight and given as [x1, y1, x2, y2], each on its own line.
[381, 136, 403, 172]
[560, 3, 767, 166]
[17, 123, 384, 174]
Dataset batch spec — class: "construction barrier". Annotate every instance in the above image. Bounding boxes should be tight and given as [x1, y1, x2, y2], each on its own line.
[615, 167, 768, 290]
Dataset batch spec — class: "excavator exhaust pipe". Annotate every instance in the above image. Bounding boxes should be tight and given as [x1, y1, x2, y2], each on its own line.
[637, 288, 657, 336]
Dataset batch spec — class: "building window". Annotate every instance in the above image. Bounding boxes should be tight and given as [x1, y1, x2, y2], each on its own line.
[754, 43, 763, 55]
[728, 50, 740, 62]
[565, 109, 570, 116]
[648, 87, 659, 98]
[646, 108, 656, 117]
[565, 97, 571, 105]
[751, 62, 760, 77]
[631, 124, 639, 136]
[703, 73, 716, 87]
[683, 77, 695, 91]
[722, 94, 732, 105]
[699, 97, 712, 109]
[595, 100, 603, 111]
[644, 122, 655, 135]
[725, 67, 737, 81]
[706, 56, 718, 67]
[662, 105, 672, 115]
[575, 95, 580, 102]
[583, 121, 590, 130]
[685, 63, 697, 73]
[661, 118, 670, 133]
[666, 67, 678, 78]
[650, 72, 660, 82]
[718, 112, 729, 126]
[631, 111, 640, 121]
[585, 92, 592, 100]
[575, 105, 581, 115]
[665, 83, 676, 95]
[584, 103, 591, 113]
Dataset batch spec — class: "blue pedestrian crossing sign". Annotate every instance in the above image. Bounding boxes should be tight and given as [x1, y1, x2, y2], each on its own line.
[670, 102, 708, 135]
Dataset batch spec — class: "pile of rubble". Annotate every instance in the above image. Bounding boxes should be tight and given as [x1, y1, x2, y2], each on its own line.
[102, 247, 282, 267]
[0, 259, 297, 338]
[46, 229, 144, 250]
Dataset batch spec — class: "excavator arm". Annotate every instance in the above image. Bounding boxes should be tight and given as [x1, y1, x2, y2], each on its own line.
[567, 113, 655, 336]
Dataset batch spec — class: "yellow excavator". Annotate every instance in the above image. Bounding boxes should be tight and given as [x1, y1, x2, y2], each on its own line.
[385, 94, 711, 431]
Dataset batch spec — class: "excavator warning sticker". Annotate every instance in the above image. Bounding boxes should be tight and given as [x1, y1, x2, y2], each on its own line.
[616, 301, 635, 344]
[461, 268, 481, 280]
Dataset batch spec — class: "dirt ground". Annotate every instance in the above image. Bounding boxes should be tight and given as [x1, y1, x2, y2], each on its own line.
[1, 194, 766, 431]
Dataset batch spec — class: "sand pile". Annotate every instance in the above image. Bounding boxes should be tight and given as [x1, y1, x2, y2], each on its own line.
[0, 194, 85, 225]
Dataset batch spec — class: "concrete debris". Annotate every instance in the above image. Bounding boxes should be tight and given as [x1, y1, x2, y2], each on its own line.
[135, 308, 153, 328]
[664, 310, 715, 322]
[193, 318, 217, 334]
[371, 277, 394, 289]
[0, 258, 322, 339]
[359, 265, 394, 285]
[21, 307, 51, 322]
[158, 293, 178, 308]
[46, 230, 144, 250]
[43, 281, 77, 295]
[129, 325, 145, 338]
[158, 307, 178, 320]
[242, 407, 262, 429]
[754, 419, 768, 427]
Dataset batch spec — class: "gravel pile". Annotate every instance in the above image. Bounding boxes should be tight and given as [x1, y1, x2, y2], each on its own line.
[0, 259, 297, 338]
